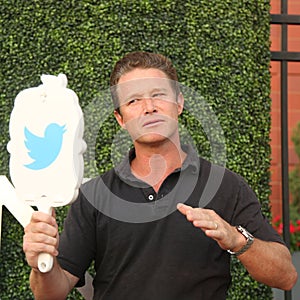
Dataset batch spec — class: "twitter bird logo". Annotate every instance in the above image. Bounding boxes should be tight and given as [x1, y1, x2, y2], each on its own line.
[24, 123, 66, 170]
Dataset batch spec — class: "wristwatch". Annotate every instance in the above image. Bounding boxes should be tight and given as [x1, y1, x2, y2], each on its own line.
[227, 225, 254, 256]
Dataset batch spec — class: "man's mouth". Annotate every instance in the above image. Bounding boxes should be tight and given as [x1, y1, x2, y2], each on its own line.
[142, 119, 165, 127]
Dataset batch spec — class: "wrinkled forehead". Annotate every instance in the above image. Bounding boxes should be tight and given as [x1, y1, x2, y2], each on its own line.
[113, 77, 176, 103]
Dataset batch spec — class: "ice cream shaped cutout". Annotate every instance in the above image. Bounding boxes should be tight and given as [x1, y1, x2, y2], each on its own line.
[7, 73, 86, 273]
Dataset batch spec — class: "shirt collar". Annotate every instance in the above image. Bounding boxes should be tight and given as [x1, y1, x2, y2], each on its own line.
[115, 144, 200, 184]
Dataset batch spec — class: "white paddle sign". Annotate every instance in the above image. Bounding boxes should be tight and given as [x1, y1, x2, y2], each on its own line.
[7, 74, 86, 273]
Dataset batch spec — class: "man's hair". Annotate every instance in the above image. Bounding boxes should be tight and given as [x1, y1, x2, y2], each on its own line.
[110, 51, 180, 110]
[110, 51, 178, 86]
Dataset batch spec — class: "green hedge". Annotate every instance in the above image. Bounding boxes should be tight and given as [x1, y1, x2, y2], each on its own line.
[0, 0, 273, 299]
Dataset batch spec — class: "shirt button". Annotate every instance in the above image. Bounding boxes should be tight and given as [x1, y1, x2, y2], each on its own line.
[148, 194, 154, 201]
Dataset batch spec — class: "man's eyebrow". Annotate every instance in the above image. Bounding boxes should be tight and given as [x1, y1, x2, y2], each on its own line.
[121, 87, 170, 103]
[150, 87, 168, 94]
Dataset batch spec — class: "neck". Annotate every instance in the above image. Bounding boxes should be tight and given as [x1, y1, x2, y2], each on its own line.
[131, 139, 187, 192]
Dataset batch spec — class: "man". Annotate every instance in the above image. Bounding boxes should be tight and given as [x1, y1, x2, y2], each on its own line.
[23, 52, 297, 300]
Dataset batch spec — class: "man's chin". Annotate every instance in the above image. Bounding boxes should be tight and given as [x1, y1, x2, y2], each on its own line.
[134, 134, 170, 146]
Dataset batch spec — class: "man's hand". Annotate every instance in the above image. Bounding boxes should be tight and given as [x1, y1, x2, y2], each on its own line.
[177, 203, 298, 290]
[177, 203, 246, 252]
[23, 209, 59, 271]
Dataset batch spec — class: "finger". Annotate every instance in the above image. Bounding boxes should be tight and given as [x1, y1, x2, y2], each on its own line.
[30, 211, 57, 227]
[25, 221, 58, 238]
[52, 207, 56, 218]
[177, 203, 192, 216]
[24, 241, 59, 257]
[25, 232, 58, 246]
[23, 230, 59, 256]
[177, 204, 206, 223]
[23, 229, 59, 255]
[193, 220, 218, 231]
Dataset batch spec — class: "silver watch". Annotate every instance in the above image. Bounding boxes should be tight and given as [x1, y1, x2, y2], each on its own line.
[227, 225, 254, 256]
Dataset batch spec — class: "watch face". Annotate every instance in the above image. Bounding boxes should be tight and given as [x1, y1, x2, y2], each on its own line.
[237, 226, 254, 239]
[227, 226, 254, 256]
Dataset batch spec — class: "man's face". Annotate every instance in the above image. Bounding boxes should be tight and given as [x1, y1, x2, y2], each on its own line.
[114, 68, 184, 145]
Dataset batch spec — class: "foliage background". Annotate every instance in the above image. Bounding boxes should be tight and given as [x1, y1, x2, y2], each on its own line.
[0, 0, 273, 299]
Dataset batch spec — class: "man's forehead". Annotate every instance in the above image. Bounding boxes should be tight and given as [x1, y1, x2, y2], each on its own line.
[116, 77, 174, 96]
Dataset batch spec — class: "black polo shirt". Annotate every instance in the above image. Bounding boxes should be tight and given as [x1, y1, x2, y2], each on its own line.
[58, 145, 284, 300]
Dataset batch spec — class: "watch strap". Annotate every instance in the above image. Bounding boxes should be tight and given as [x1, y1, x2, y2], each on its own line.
[227, 226, 254, 256]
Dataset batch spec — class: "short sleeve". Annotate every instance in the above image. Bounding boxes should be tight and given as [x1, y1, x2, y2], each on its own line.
[232, 177, 285, 245]
[57, 190, 97, 287]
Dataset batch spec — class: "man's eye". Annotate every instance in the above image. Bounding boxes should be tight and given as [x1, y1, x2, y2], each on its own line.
[127, 98, 140, 105]
[128, 99, 136, 104]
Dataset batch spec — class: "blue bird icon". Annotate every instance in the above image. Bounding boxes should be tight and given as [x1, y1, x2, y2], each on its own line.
[24, 123, 66, 170]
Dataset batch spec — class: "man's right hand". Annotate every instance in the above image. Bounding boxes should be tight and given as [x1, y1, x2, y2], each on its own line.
[23, 209, 59, 271]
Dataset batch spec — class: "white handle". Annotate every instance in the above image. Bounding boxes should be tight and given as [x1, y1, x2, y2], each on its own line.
[37, 205, 54, 273]
[38, 252, 54, 273]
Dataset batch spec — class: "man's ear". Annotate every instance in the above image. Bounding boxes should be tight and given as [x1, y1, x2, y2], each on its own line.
[114, 110, 126, 129]
[177, 93, 184, 115]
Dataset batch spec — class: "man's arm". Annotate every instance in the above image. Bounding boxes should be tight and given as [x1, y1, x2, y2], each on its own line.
[23, 210, 79, 299]
[29, 259, 79, 300]
[237, 239, 296, 290]
[177, 203, 298, 291]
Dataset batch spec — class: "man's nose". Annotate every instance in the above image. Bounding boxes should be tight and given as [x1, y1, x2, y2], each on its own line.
[143, 97, 157, 114]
